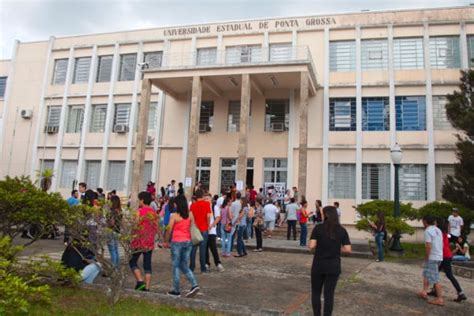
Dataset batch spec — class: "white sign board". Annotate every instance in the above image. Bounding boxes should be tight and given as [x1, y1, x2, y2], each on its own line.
[264, 182, 286, 201]
[184, 177, 192, 188]
[236, 180, 244, 191]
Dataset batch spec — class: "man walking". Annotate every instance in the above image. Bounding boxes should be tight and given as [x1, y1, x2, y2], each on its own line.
[189, 189, 211, 273]
[285, 198, 298, 240]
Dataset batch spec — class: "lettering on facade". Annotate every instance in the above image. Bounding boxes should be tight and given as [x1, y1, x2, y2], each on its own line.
[163, 16, 336, 38]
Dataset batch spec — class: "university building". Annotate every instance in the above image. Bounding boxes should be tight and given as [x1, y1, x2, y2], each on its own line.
[0, 6, 473, 231]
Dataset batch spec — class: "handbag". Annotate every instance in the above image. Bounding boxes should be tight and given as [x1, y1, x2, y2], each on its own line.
[190, 223, 203, 245]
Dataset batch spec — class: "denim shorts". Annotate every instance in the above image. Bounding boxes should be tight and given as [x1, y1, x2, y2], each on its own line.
[423, 260, 441, 285]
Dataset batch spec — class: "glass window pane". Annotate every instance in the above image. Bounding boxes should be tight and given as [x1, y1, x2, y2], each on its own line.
[119, 54, 137, 81]
[430, 36, 461, 69]
[265, 99, 289, 132]
[362, 164, 391, 200]
[361, 39, 388, 70]
[197, 48, 217, 65]
[52, 59, 68, 85]
[73, 57, 91, 84]
[393, 38, 424, 70]
[0, 76, 7, 97]
[96, 55, 113, 82]
[328, 164, 356, 199]
[330, 41, 356, 72]
[395, 96, 426, 131]
[199, 101, 214, 132]
[60, 160, 77, 189]
[107, 161, 126, 191]
[269, 43, 292, 62]
[330, 98, 356, 131]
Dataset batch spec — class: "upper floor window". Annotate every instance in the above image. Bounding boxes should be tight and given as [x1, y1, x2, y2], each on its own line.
[196, 158, 211, 190]
[90, 104, 107, 133]
[433, 96, 452, 130]
[113, 103, 131, 132]
[73, 57, 91, 84]
[228, 101, 241, 132]
[118, 54, 137, 81]
[264, 99, 289, 132]
[329, 98, 356, 131]
[199, 101, 214, 132]
[52, 59, 68, 85]
[393, 38, 424, 70]
[66, 105, 84, 133]
[361, 39, 388, 70]
[362, 97, 389, 131]
[395, 96, 426, 131]
[269, 43, 292, 62]
[196, 48, 217, 66]
[400, 164, 427, 201]
[468, 35, 474, 68]
[329, 163, 356, 199]
[429, 36, 461, 69]
[263, 158, 288, 183]
[0, 77, 6, 97]
[144, 51, 163, 71]
[329, 41, 356, 72]
[362, 164, 391, 200]
[226, 45, 262, 64]
[45, 106, 61, 131]
[96, 55, 113, 82]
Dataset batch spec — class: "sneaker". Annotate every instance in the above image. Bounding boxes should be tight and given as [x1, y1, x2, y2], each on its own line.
[454, 293, 467, 302]
[253, 249, 260, 252]
[167, 290, 181, 297]
[205, 264, 210, 270]
[135, 281, 146, 291]
[186, 286, 200, 298]
[217, 264, 225, 272]
[258, 249, 263, 252]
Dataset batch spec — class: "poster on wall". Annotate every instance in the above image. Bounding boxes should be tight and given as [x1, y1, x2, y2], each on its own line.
[264, 182, 286, 202]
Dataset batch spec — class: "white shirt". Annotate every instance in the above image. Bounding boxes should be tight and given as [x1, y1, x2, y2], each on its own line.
[337, 208, 341, 217]
[209, 205, 221, 235]
[263, 204, 278, 221]
[168, 185, 176, 197]
[424, 225, 443, 261]
[216, 196, 224, 208]
[448, 215, 464, 237]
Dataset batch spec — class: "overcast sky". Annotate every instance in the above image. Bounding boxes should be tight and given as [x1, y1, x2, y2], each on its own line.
[0, 0, 470, 59]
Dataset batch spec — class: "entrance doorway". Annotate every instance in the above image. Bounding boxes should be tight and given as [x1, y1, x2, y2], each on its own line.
[246, 169, 254, 188]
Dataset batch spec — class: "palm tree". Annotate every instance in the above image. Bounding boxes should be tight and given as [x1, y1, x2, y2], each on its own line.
[36, 168, 54, 192]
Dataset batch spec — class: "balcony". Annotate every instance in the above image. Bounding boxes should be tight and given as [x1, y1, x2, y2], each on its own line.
[143, 45, 318, 98]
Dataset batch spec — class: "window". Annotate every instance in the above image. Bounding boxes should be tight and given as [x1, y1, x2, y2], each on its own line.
[113, 103, 131, 132]
[96, 55, 113, 82]
[0, 76, 6, 97]
[329, 98, 356, 131]
[393, 38, 424, 69]
[328, 163, 356, 199]
[433, 96, 452, 130]
[60, 160, 77, 189]
[362, 164, 390, 200]
[329, 41, 356, 72]
[46, 106, 61, 128]
[269, 43, 292, 62]
[196, 158, 211, 190]
[395, 96, 426, 131]
[196, 48, 217, 65]
[362, 97, 389, 131]
[52, 59, 68, 85]
[220, 158, 236, 192]
[226, 45, 262, 64]
[263, 159, 287, 183]
[141, 161, 153, 190]
[66, 105, 84, 133]
[400, 164, 427, 201]
[361, 39, 388, 70]
[147, 102, 157, 131]
[72, 57, 91, 84]
[429, 36, 461, 69]
[118, 54, 137, 81]
[468, 36, 474, 68]
[40, 159, 55, 172]
[107, 161, 126, 191]
[85, 160, 101, 190]
[265, 99, 289, 132]
[143, 51, 163, 69]
[227, 101, 241, 132]
[199, 101, 214, 132]
[435, 164, 455, 200]
[90, 104, 107, 132]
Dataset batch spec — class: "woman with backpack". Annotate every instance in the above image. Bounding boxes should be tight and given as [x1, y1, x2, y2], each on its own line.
[369, 211, 385, 262]
[220, 198, 233, 257]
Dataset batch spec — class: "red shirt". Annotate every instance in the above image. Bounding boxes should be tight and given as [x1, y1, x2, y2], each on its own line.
[131, 206, 158, 251]
[442, 232, 452, 259]
[190, 200, 211, 232]
[249, 189, 257, 202]
[300, 209, 309, 224]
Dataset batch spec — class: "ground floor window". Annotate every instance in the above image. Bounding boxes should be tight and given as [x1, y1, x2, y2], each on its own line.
[85, 160, 101, 190]
[329, 163, 356, 199]
[107, 161, 125, 191]
[196, 158, 211, 191]
[435, 164, 454, 200]
[362, 164, 390, 200]
[263, 158, 287, 183]
[60, 160, 78, 189]
[220, 158, 236, 192]
[399, 164, 427, 201]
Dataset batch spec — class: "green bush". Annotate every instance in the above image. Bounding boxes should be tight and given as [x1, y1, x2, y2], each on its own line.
[417, 201, 473, 235]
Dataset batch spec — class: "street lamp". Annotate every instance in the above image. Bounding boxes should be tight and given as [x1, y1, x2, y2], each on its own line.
[390, 143, 403, 253]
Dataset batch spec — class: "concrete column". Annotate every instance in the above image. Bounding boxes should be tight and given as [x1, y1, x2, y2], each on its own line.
[263, 31, 269, 62]
[191, 36, 197, 66]
[388, 25, 396, 200]
[291, 30, 297, 60]
[151, 92, 166, 182]
[130, 79, 152, 208]
[460, 22, 469, 70]
[355, 26, 362, 205]
[236, 73, 251, 193]
[216, 34, 224, 64]
[298, 71, 309, 197]
[286, 89, 296, 190]
[184, 76, 202, 198]
[322, 27, 330, 205]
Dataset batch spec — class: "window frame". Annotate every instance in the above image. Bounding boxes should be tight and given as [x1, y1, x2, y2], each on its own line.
[399, 164, 427, 201]
[199, 101, 214, 132]
[118, 53, 137, 81]
[329, 98, 356, 131]
[395, 96, 426, 131]
[393, 37, 424, 70]
[196, 158, 212, 190]
[52, 59, 69, 85]
[72, 57, 91, 84]
[264, 99, 289, 132]
[66, 105, 85, 133]
[329, 40, 356, 72]
[362, 97, 390, 131]
[96, 55, 113, 83]
[60, 160, 78, 189]
[328, 163, 356, 199]
[362, 164, 391, 200]
[196, 47, 217, 66]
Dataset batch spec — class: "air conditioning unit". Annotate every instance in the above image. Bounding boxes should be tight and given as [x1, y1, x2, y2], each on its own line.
[199, 124, 211, 133]
[20, 109, 33, 119]
[46, 125, 59, 134]
[146, 135, 154, 145]
[114, 124, 129, 133]
[271, 122, 285, 132]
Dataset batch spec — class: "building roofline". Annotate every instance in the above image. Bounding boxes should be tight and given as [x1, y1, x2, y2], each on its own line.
[14, 5, 473, 45]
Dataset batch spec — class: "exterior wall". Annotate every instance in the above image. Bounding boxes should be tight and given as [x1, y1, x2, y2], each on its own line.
[0, 6, 472, 236]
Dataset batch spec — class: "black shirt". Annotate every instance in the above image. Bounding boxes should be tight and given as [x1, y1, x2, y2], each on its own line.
[310, 224, 351, 275]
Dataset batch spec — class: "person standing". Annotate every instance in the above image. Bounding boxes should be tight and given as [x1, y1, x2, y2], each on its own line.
[220, 198, 233, 257]
[78, 182, 87, 201]
[235, 197, 249, 258]
[167, 180, 177, 198]
[189, 189, 211, 273]
[333, 202, 341, 218]
[230, 192, 242, 251]
[107, 195, 122, 267]
[314, 200, 323, 224]
[206, 194, 224, 271]
[309, 206, 352, 316]
[418, 215, 444, 306]
[249, 185, 257, 206]
[299, 200, 309, 247]
[448, 208, 464, 244]
[285, 198, 298, 241]
[167, 194, 200, 298]
[253, 200, 264, 252]
[129, 192, 158, 291]
[369, 211, 385, 262]
[263, 200, 278, 238]
[67, 190, 80, 206]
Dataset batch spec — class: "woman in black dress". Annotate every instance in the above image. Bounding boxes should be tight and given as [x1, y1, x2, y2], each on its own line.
[309, 206, 352, 316]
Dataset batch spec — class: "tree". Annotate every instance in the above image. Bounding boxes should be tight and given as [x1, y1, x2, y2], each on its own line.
[442, 70, 474, 213]
[417, 202, 473, 235]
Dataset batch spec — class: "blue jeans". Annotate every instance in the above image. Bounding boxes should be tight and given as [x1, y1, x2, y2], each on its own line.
[300, 223, 307, 246]
[171, 241, 198, 293]
[375, 232, 385, 261]
[452, 255, 469, 262]
[237, 225, 247, 255]
[221, 227, 232, 255]
[107, 237, 120, 267]
[81, 262, 101, 284]
[190, 231, 209, 272]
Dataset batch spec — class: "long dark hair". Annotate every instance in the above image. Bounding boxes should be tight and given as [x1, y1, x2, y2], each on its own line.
[376, 211, 385, 226]
[174, 194, 189, 219]
[110, 195, 121, 212]
[323, 206, 340, 239]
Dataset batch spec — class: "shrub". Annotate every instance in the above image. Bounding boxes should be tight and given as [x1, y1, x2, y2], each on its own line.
[417, 201, 473, 235]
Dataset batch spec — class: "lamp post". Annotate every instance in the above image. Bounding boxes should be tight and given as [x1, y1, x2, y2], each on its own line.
[390, 143, 404, 253]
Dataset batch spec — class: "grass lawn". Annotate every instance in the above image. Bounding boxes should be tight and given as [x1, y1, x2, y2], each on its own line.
[29, 287, 213, 316]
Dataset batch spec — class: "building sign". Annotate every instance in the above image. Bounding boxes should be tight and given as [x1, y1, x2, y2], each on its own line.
[163, 16, 336, 37]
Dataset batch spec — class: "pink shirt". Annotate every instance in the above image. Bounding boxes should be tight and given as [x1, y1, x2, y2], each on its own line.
[131, 206, 158, 251]
[172, 217, 191, 242]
